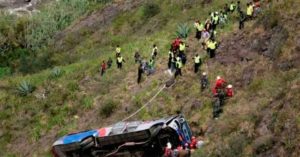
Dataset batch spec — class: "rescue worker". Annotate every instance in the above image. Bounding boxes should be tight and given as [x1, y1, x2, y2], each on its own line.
[107, 57, 112, 69]
[179, 41, 186, 54]
[224, 3, 230, 14]
[175, 57, 183, 78]
[189, 136, 198, 149]
[116, 54, 125, 69]
[219, 11, 227, 27]
[152, 44, 158, 59]
[229, 1, 236, 13]
[168, 48, 175, 70]
[172, 37, 181, 52]
[194, 20, 204, 41]
[212, 12, 219, 30]
[164, 142, 173, 157]
[236, 1, 241, 13]
[206, 38, 218, 58]
[246, 2, 254, 20]
[134, 51, 141, 63]
[179, 42, 187, 65]
[239, 10, 246, 30]
[213, 75, 227, 107]
[148, 58, 155, 75]
[253, 0, 261, 17]
[193, 54, 202, 73]
[214, 76, 226, 91]
[226, 84, 234, 97]
[201, 72, 209, 91]
[212, 76, 227, 119]
[115, 45, 121, 57]
[137, 64, 144, 84]
[101, 60, 106, 76]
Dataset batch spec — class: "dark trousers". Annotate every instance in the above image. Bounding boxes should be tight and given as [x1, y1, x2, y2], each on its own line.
[117, 62, 122, 69]
[195, 30, 202, 40]
[194, 63, 200, 73]
[207, 48, 216, 58]
[175, 68, 182, 78]
[168, 59, 172, 69]
[137, 74, 142, 84]
[101, 69, 105, 76]
[239, 20, 245, 29]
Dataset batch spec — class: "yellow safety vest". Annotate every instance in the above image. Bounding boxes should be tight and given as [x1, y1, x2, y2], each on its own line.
[117, 57, 123, 63]
[195, 23, 204, 31]
[230, 4, 235, 11]
[213, 16, 219, 24]
[179, 44, 185, 51]
[208, 41, 217, 50]
[169, 51, 174, 58]
[247, 6, 253, 16]
[116, 47, 121, 53]
[176, 61, 183, 69]
[194, 56, 201, 63]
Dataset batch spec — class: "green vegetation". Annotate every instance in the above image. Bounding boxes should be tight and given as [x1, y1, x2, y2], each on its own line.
[17, 80, 35, 96]
[142, 2, 160, 19]
[100, 99, 118, 118]
[176, 23, 191, 39]
[0, 0, 300, 156]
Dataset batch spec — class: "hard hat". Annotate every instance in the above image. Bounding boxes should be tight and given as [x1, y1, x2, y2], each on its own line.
[167, 142, 172, 149]
[192, 136, 196, 139]
[215, 11, 219, 14]
[202, 72, 207, 76]
[216, 76, 221, 80]
[227, 84, 233, 88]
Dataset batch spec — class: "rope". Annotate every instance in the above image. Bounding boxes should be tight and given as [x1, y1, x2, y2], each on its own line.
[121, 83, 167, 122]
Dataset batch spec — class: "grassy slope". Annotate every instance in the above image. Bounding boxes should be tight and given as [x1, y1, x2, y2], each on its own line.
[0, 0, 299, 156]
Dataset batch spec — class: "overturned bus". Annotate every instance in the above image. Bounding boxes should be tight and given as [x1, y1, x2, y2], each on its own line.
[51, 114, 192, 157]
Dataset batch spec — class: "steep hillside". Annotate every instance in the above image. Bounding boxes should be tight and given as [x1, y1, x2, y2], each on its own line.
[0, 0, 299, 157]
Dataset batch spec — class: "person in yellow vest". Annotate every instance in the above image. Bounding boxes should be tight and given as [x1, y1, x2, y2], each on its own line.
[175, 57, 183, 78]
[212, 12, 219, 30]
[206, 38, 218, 58]
[115, 45, 121, 57]
[193, 54, 202, 73]
[229, 1, 236, 13]
[116, 54, 125, 69]
[152, 44, 158, 59]
[194, 20, 204, 40]
[246, 2, 254, 20]
[179, 41, 186, 54]
[179, 41, 187, 65]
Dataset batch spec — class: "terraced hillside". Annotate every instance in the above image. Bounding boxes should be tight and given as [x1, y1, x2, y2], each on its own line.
[0, 0, 299, 157]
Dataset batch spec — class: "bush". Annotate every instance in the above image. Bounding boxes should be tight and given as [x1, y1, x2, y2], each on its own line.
[50, 67, 63, 78]
[100, 99, 118, 117]
[253, 134, 274, 154]
[17, 81, 35, 96]
[143, 3, 160, 19]
[175, 23, 190, 39]
[0, 67, 11, 78]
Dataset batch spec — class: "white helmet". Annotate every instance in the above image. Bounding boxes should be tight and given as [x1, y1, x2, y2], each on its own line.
[202, 72, 207, 76]
[216, 76, 221, 80]
[227, 84, 233, 88]
[167, 142, 172, 149]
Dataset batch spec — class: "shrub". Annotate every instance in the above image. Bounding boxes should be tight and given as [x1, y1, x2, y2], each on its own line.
[50, 67, 63, 78]
[253, 134, 274, 154]
[17, 81, 35, 96]
[175, 23, 190, 39]
[100, 99, 118, 117]
[143, 3, 160, 19]
[0, 67, 11, 78]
